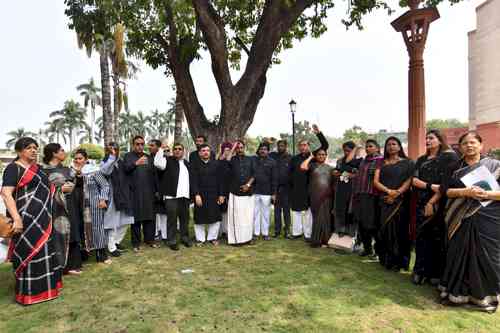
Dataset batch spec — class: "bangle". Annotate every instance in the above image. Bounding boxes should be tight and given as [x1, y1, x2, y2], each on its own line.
[426, 183, 433, 191]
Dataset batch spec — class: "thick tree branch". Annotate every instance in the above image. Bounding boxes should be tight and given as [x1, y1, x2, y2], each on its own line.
[192, 0, 233, 96]
[236, 0, 315, 100]
[163, 3, 210, 136]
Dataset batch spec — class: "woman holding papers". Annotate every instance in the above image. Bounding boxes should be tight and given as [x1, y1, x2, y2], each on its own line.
[439, 132, 500, 312]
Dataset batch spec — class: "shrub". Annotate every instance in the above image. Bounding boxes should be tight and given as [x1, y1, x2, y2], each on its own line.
[72, 143, 105, 161]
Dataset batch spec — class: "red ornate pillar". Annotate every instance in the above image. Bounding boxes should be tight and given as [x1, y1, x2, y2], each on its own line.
[392, 0, 439, 159]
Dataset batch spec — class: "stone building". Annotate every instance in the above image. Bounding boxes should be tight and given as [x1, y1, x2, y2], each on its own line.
[468, 0, 500, 152]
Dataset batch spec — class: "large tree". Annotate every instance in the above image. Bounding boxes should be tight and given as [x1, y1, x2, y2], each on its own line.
[97, 0, 395, 147]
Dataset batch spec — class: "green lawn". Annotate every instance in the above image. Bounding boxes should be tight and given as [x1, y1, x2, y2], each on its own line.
[1, 237, 499, 333]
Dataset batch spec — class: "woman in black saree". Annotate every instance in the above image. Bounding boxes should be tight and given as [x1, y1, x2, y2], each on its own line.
[439, 132, 500, 312]
[374, 137, 414, 271]
[411, 130, 459, 286]
[1, 137, 63, 305]
[300, 148, 334, 248]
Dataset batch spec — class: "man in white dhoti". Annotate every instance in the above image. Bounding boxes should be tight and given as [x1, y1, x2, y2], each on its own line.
[226, 140, 256, 245]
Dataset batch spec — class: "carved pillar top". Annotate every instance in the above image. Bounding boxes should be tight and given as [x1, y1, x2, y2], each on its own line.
[408, 0, 421, 10]
[391, 7, 440, 59]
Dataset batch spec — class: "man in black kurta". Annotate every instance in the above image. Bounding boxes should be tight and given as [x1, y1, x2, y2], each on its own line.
[191, 144, 225, 245]
[270, 140, 292, 238]
[289, 125, 329, 240]
[123, 136, 157, 251]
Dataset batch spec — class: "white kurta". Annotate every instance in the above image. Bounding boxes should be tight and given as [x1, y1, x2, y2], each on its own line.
[227, 193, 255, 244]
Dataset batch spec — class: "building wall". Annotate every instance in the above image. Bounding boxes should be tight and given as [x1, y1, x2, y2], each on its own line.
[468, 0, 500, 151]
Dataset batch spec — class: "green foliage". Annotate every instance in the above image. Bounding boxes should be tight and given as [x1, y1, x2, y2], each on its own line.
[73, 143, 105, 161]
[426, 118, 468, 129]
[342, 125, 369, 145]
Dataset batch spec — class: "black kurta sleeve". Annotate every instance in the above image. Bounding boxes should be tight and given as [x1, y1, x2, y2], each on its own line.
[271, 160, 278, 194]
[190, 164, 200, 197]
[439, 152, 461, 196]
[313, 132, 329, 155]
[122, 153, 137, 174]
[216, 162, 225, 197]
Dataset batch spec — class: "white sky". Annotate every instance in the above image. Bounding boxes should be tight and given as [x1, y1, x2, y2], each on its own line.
[0, 1, 483, 148]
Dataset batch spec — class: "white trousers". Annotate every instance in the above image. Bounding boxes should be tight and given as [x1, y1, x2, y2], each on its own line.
[194, 222, 221, 242]
[227, 194, 255, 244]
[254, 194, 271, 236]
[220, 212, 228, 236]
[291, 209, 312, 238]
[108, 225, 129, 252]
[155, 214, 168, 240]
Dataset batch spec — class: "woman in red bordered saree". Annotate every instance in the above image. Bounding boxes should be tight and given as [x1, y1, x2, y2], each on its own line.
[1, 137, 63, 305]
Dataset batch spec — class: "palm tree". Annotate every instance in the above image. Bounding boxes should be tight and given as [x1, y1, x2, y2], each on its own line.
[5, 128, 36, 149]
[76, 30, 114, 144]
[45, 119, 68, 145]
[77, 77, 102, 143]
[134, 111, 151, 138]
[50, 100, 89, 150]
[117, 110, 137, 150]
[149, 108, 175, 140]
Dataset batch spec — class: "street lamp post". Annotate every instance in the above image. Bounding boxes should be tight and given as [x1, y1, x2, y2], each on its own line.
[289, 99, 297, 155]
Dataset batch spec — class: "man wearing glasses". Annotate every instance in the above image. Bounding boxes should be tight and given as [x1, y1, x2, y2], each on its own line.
[123, 135, 158, 252]
[154, 143, 192, 251]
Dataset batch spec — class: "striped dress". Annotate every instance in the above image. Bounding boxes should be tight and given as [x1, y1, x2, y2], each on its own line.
[82, 167, 110, 250]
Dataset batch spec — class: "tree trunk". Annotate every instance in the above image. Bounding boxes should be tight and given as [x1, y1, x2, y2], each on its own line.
[174, 90, 184, 144]
[112, 75, 120, 142]
[89, 106, 95, 144]
[100, 51, 114, 146]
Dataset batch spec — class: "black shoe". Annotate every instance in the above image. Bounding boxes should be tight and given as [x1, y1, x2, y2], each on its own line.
[110, 250, 121, 257]
[182, 240, 192, 248]
[412, 273, 425, 285]
[169, 244, 180, 251]
[263, 236, 271, 241]
[116, 243, 127, 251]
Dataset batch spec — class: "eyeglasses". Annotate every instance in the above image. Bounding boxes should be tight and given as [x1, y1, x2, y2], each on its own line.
[173, 147, 183, 151]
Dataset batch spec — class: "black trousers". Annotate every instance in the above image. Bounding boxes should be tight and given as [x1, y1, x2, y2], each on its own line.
[131, 219, 155, 247]
[274, 186, 291, 236]
[165, 198, 190, 245]
[65, 241, 82, 271]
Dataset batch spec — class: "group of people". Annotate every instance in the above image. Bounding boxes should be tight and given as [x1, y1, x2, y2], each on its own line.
[1, 128, 500, 313]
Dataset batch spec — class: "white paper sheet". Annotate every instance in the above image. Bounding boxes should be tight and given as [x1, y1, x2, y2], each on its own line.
[461, 165, 500, 207]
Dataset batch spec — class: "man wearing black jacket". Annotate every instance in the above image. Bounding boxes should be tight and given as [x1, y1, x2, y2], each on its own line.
[154, 143, 192, 251]
[289, 125, 329, 241]
[269, 140, 292, 238]
[253, 142, 278, 240]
